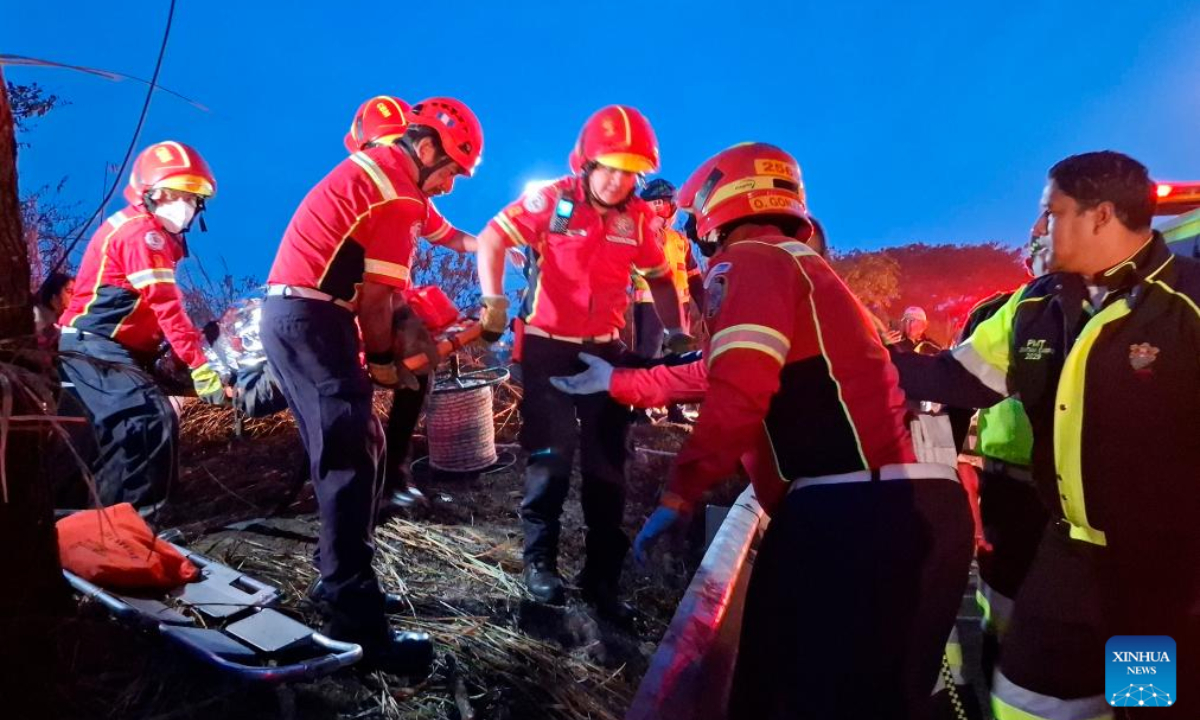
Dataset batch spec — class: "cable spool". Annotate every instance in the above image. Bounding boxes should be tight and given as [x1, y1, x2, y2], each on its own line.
[426, 357, 510, 473]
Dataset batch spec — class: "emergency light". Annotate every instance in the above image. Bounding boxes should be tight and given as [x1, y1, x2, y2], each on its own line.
[1154, 181, 1200, 215]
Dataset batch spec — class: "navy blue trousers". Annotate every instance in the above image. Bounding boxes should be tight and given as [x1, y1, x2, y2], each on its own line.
[57, 332, 177, 508]
[260, 296, 388, 641]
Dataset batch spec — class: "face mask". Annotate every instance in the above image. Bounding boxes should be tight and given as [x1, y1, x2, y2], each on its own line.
[154, 198, 197, 234]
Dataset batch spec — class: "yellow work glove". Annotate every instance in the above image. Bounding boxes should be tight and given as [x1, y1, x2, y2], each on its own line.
[191, 363, 227, 406]
[480, 295, 510, 343]
[366, 351, 419, 391]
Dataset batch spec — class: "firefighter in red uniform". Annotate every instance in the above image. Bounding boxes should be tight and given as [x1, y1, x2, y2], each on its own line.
[59, 141, 225, 508]
[343, 95, 476, 513]
[552, 143, 974, 719]
[474, 105, 684, 615]
[262, 97, 482, 674]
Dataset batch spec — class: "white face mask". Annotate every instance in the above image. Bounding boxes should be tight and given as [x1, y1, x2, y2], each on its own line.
[154, 197, 197, 234]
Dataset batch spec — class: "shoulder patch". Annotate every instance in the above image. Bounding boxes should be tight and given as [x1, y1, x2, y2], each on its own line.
[144, 231, 166, 251]
[523, 192, 547, 213]
[705, 262, 731, 319]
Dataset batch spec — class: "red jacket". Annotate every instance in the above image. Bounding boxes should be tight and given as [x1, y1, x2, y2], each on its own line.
[268, 146, 432, 301]
[61, 206, 207, 368]
[611, 233, 914, 516]
[487, 176, 670, 337]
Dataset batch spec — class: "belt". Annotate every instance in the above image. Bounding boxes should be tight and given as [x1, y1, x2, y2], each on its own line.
[981, 457, 1034, 485]
[524, 325, 619, 344]
[788, 462, 960, 494]
[266, 284, 354, 312]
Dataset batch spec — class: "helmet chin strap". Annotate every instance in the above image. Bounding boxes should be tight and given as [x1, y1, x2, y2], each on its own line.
[398, 139, 455, 189]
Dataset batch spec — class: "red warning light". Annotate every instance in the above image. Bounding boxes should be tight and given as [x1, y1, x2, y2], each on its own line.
[1157, 184, 1173, 198]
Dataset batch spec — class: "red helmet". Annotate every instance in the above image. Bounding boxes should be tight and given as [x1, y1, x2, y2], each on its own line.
[124, 141, 216, 205]
[344, 95, 412, 153]
[677, 142, 811, 240]
[408, 97, 483, 176]
[569, 105, 659, 175]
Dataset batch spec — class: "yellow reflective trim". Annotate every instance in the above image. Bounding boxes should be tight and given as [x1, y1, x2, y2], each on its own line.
[944, 641, 963, 670]
[709, 340, 786, 366]
[976, 588, 992, 626]
[363, 259, 410, 281]
[1054, 299, 1132, 548]
[495, 213, 528, 247]
[711, 323, 790, 349]
[615, 105, 632, 145]
[778, 240, 818, 258]
[424, 221, 453, 243]
[639, 262, 671, 279]
[951, 288, 1039, 395]
[127, 268, 177, 289]
[350, 152, 398, 201]
[526, 250, 547, 325]
[702, 176, 802, 213]
[76, 211, 152, 324]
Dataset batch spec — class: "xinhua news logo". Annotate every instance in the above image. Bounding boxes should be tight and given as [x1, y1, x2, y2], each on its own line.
[1106, 636, 1176, 708]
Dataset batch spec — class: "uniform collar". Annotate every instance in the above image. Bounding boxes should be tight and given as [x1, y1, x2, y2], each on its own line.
[1097, 231, 1169, 292]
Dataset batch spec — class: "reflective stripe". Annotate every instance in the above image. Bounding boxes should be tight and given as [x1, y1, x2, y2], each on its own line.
[350, 152, 398, 201]
[709, 323, 790, 365]
[127, 268, 176, 289]
[702, 176, 803, 214]
[363, 259, 410, 282]
[494, 212, 528, 247]
[639, 262, 671, 279]
[991, 670, 1111, 720]
[424, 220, 454, 243]
[777, 240, 818, 258]
[933, 628, 966, 693]
[953, 289, 1039, 396]
[977, 580, 1016, 636]
[952, 342, 1009, 395]
[76, 211, 153, 324]
[1053, 298, 1132, 548]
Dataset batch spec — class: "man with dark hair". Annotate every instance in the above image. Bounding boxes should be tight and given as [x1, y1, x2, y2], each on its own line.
[262, 97, 483, 675]
[892, 150, 1199, 719]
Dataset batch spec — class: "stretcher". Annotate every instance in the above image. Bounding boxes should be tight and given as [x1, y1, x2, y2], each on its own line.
[63, 533, 363, 683]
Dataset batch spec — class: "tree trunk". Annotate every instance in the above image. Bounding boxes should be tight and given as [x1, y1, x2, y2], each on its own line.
[0, 66, 70, 718]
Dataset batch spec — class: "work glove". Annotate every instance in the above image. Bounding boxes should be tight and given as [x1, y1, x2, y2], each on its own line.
[633, 505, 687, 566]
[549, 353, 614, 395]
[393, 306, 441, 376]
[191, 363, 227, 406]
[480, 295, 510, 343]
[664, 329, 698, 355]
[367, 352, 419, 391]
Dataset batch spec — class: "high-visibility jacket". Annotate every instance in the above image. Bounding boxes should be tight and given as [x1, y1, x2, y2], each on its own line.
[893, 232, 1200, 544]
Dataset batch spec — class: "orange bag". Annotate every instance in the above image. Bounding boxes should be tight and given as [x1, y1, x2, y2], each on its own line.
[57, 503, 200, 590]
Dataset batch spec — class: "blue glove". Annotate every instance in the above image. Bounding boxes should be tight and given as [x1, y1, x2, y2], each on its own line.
[633, 506, 685, 565]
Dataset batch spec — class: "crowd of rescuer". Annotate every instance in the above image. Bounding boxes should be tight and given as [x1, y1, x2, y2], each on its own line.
[260, 96, 483, 676]
[891, 150, 1200, 719]
[342, 95, 477, 515]
[549, 142, 973, 718]
[473, 105, 685, 619]
[58, 141, 227, 508]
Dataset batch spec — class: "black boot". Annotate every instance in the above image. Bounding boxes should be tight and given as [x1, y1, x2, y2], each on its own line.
[576, 566, 635, 626]
[358, 629, 435, 677]
[310, 580, 408, 615]
[522, 560, 566, 605]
